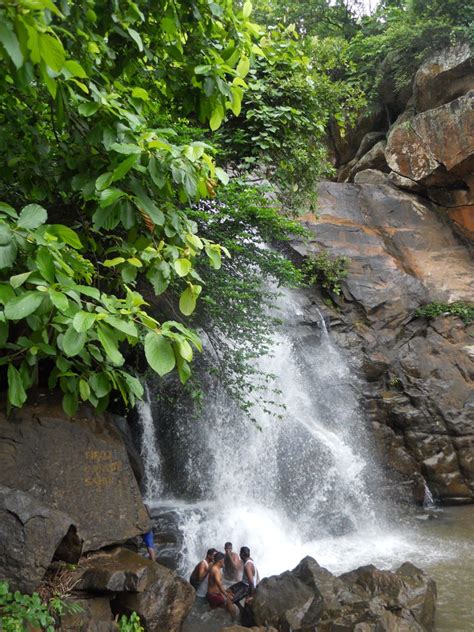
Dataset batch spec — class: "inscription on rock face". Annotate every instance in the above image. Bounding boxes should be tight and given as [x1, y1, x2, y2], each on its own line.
[84, 450, 123, 488]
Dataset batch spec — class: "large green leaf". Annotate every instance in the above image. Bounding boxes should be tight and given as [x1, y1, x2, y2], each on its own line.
[73, 310, 96, 332]
[0, 22, 23, 69]
[144, 332, 176, 376]
[174, 258, 192, 277]
[36, 248, 55, 283]
[104, 315, 138, 338]
[111, 154, 139, 183]
[5, 292, 44, 320]
[90, 372, 111, 398]
[99, 188, 125, 208]
[179, 286, 196, 316]
[62, 326, 86, 357]
[39, 33, 66, 71]
[47, 225, 83, 249]
[62, 391, 78, 416]
[0, 223, 17, 269]
[49, 289, 69, 312]
[17, 204, 48, 230]
[7, 364, 27, 408]
[97, 324, 124, 365]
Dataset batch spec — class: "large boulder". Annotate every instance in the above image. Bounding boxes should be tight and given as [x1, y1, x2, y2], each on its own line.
[413, 43, 473, 113]
[74, 547, 194, 632]
[0, 485, 73, 592]
[0, 393, 149, 588]
[251, 570, 320, 631]
[385, 92, 474, 187]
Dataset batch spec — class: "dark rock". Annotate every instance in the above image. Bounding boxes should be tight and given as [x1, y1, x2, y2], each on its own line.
[74, 547, 194, 632]
[348, 141, 389, 182]
[0, 394, 149, 559]
[110, 414, 145, 487]
[250, 557, 436, 632]
[0, 485, 73, 592]
[251, 571, 318, 631]
[77, 548, 159, 593]
[114, 565, 194, 632]
[60, 595, 117, 632]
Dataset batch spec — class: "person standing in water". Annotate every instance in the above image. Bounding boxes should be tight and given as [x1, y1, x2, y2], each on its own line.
[207, 552, 239, 619]
[223, 542, 242, 582]
[189, 548, 217, 597]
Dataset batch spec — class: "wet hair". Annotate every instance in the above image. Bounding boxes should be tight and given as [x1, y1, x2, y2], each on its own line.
[207, 548, 217, 558]
[240, 546, 250, 558]
[214, 552, 225, 563]
[224, 542, 232, 548]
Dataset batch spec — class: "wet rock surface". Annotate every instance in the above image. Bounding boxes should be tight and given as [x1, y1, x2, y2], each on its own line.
[249, 556, 436, 632]
[292, 180, 473, 505]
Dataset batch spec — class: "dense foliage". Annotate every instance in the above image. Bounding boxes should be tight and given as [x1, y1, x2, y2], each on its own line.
[0, 0, 365, 415]
[0, 0, 264, 412]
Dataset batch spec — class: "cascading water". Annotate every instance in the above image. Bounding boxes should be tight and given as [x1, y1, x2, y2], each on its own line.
[137, 289, 460, 586]
[136, 383, 163, 502]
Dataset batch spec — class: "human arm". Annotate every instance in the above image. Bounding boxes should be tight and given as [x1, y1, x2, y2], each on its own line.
[197, 561, 209, 583]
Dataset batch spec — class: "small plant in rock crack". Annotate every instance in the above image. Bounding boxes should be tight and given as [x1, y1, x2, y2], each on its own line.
[302, 251, 349, 296]
[415, 302, 474, 325]
[117, 612, 145, 632]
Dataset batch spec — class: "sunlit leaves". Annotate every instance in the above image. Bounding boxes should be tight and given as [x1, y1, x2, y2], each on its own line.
[144, 332, 175, 376]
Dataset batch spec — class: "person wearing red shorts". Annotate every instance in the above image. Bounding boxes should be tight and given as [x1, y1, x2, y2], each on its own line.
[207, 552, 238, 619]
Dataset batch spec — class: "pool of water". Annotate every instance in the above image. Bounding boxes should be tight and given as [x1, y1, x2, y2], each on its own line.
[415, 505, 474, 632]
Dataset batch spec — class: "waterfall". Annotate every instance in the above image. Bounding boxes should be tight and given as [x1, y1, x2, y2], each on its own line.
[139, 289, 409, 577]
[136, 382, 163, 502]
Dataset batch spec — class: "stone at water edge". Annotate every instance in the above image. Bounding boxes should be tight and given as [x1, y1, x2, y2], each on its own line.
[249, 557, 436, 632]
[250, 570, 321, 631]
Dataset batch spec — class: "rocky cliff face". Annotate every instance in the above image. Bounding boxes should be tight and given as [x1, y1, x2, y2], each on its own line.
[334, 42, 474, 241]
[291, 44, 473, 505]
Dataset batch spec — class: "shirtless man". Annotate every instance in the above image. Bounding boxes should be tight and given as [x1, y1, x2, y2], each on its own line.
[207, 552, 238, 619]
[223, 542, 243, 582]
[189, 548, 217, 598]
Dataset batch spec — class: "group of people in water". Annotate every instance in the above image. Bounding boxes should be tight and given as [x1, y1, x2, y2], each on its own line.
[189, 543, 260, 619]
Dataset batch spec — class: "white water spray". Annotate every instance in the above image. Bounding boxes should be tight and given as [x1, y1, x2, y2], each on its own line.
[136, 383, 163, 502]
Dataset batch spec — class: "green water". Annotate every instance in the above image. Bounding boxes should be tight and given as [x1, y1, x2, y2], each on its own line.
[419, 505, 474, 631]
